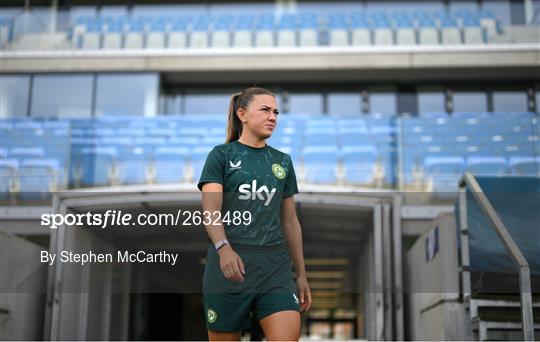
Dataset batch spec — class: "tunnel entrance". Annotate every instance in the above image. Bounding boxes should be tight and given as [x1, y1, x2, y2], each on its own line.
[44, 185, 403, 340]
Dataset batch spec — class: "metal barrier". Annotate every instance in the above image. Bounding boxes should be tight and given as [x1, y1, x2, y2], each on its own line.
[458, 172, 535, 341]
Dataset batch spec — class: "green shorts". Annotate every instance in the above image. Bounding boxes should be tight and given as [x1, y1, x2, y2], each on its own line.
[202, 242, 300, 332]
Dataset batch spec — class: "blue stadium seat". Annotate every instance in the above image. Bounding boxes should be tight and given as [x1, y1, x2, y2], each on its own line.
[418, 17, 438, 44]
[328, 11, 349, 46]
[71, 146, 117, 187]
[395, 18, 416, 45]
[424, 156, 466, 191]
[302, 146, 339, 184]
[169, 136, 200, 146]
[116, 148, 150, 185]
[9, 147, 45, 159]
[102, 21, 123, 49]
[509, 156, 540, 176]
[18, 158, 61, 200]
[152, 146, 190, 183]
[0, 159, 18, 199]
[232, 14, 255, 47]
[191, 145, 215, 181]
[124, 21, 145, 48]
[462, 16, 484, 44]
[299, 12, 319, 47]
[467, 156, 508, 175]
[350, 12, 370, 45]
[254, 13, 275, 47]
[304, 134, 337, 146]
[168, 19, 188, 48]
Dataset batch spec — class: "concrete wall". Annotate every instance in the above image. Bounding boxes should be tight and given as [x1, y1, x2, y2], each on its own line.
[404, 213, 472, 341]
[1, 45, 538, 83]
[0, 230, 47, 340]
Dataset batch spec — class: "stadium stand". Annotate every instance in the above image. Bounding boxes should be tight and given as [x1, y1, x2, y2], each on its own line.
[1, 113, 538, 200]
[2, 6, 539, 50]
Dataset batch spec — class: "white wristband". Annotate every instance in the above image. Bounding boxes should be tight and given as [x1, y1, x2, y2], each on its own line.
[214, 239, 229, 251]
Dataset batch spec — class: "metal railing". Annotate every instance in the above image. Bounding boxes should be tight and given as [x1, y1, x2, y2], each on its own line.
[458, 172, 535, 341]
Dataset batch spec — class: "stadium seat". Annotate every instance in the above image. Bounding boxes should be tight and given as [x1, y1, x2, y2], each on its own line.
[395, 19, 416, 45]
[146, 20, 167, 49]
[0, 159, 18, 199]
[298, 13, 319, 47]
[18, 158, 61, 200]
[191, 145, 215, 181]
[508, 156, 540, 176]
[71, 146, 117, 187]
[424, 156, 466, 191]
[9, 147, 45, 159]
[233, 15, 254, 48]
[302, 146, 339, 184]
[440, 18, 462, 44]
[153, 146, 190, 183]
[168, 20, 188, 48]
[254, 14, 274, 47]
[102, 21, 123, 49]
[124, 21, 145, 49]
[467, 156, 508, 175]
[372, 18, 393, 46]
[190, 19, 210, 48]
[328, 18, 349, 46]
[80, 22, 101, 49]
[418, 18, 438, 45]
[478, 8, 498, 37]
[116, 148, 150, 185]
[350, 14, 371, 45]
[211, 19, 232, 48]
[463, 17, 484, 44]
[277, 15, 297, 47]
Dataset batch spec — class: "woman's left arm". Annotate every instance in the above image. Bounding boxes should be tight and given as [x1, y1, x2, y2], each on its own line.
[281, 195, 312, 312]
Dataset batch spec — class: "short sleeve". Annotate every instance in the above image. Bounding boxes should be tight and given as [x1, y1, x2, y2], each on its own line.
[197, 147, 225, 191]
[283, 155, 299, 198]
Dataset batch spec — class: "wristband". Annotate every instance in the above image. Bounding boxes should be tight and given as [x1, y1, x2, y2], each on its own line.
[214, 239, 229, 251]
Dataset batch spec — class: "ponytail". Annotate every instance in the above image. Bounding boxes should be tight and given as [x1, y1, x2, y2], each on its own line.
[225, 87, 275, 143]
[226, 92, 242, 143]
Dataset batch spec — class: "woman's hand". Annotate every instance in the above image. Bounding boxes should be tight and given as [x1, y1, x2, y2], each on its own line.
[296, 274, 312, 312]
[218, 245, 245, 282]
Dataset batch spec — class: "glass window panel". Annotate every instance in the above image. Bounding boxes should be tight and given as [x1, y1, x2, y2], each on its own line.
[288, 93, 323, 115]
[31, 74, 93, 117]
[418, 91, 445, 114]
[184, 93, 230, 115]
[493, 91, 528, 112]
[95, 73, 159, 117]
[450, 0, 478, 12]
[0, 75, 30, 118]
[366, 1, 444, 13]
[328, 93, 361, 115]
[453, 91, 487, 113]
[370, 92, 397, 115]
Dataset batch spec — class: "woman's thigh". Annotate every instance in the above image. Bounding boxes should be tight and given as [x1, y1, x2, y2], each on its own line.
[208, 330, 241, 341]
[259, 310, 301, 341]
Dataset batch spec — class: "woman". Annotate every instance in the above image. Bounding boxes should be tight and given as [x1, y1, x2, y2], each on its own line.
[197, 87, 311, 341]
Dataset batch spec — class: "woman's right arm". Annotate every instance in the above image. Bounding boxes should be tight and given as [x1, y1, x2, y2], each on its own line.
[201, 182, 245, 282]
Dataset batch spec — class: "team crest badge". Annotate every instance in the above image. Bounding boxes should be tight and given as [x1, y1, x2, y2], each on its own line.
[272, 164, 286, 179]
[207, 309, 217, 323]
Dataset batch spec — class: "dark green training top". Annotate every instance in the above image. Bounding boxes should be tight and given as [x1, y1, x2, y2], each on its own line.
[197, 140, 299, 247]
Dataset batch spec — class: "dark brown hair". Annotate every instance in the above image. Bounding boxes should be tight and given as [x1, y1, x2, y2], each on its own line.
[226, 87, 275, 143]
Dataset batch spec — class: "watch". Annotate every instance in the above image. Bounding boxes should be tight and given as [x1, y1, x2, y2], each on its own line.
[214, 239, 229, 251]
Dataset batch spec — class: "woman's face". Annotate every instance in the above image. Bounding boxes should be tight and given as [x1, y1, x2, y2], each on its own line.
[237, 94, 279, 140]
